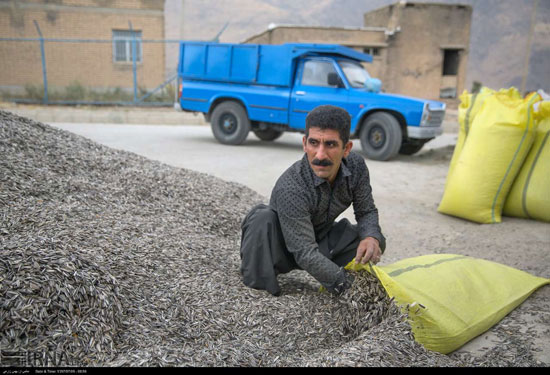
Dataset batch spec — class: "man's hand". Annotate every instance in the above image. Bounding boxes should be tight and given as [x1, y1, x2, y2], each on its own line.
[355, 237, 382, 264]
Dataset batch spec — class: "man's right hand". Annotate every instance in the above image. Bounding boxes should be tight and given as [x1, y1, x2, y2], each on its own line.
[355, 236, 382, 264]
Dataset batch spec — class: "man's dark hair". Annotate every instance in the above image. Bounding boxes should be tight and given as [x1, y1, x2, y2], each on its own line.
[305, 105, 351, 147]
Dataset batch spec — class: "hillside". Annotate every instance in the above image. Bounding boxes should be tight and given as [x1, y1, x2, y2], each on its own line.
[164, 0, 549, 94]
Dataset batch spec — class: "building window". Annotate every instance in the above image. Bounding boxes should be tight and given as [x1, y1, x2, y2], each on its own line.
[363, 47, 380, 57]
[442, 49, 460, 76]
[112, 30, 142, 63]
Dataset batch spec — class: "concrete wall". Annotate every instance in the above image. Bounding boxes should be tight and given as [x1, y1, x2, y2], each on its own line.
[365, 2, 472, 99]
[0, 0, 165, 94]
[243, 2, 471, 100]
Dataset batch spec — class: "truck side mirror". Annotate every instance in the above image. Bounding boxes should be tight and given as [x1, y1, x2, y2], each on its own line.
[327, 72, 344, 88]
[365, 77, 382, 93]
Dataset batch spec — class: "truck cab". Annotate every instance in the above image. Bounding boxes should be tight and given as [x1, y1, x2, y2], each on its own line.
[175, 42, 446, 161]
[289, 55, 445, 159]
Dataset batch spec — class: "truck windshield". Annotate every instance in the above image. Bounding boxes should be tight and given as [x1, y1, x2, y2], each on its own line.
[339, 60, 371, 88]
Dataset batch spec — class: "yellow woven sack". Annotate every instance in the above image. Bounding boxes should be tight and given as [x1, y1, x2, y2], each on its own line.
[347, 254, 549, 354]
[445, 87, 495, 189]
[503, 100, 550, 222]
[438, 88, 540, 223]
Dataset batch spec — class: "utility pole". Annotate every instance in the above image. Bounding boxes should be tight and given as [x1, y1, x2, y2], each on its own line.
[520, 0, 538, 95]
[33, 20, 48, 104]
[180, 0, 185, 40]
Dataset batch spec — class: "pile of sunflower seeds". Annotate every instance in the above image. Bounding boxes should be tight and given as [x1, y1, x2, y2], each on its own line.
[0, 110, 538, 367]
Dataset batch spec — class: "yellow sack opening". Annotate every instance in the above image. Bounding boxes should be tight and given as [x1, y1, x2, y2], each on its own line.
[346, 254, 549, 354]
[438, 87, 541, 223]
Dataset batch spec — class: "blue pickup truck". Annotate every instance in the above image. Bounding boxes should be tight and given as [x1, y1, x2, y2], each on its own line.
[175, 42, 446, 161]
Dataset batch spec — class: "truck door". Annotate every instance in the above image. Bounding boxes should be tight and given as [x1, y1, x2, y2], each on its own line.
[289, 59, 350, 130]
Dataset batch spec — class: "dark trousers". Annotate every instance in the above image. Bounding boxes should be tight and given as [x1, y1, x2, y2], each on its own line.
[239, 204, 360, 296]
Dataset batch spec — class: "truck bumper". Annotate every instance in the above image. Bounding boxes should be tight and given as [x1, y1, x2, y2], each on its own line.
[174, 102, 182, 111]
[407, 125, 443, 140]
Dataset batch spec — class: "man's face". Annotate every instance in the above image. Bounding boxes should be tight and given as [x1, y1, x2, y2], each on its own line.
[302, 127, 352, 184]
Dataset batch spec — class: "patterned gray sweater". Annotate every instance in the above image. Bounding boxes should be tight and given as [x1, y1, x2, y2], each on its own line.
[269, 151, 386, 289]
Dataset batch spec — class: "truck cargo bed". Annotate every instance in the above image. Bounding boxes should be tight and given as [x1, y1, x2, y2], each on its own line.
[177, 42, 372, 87]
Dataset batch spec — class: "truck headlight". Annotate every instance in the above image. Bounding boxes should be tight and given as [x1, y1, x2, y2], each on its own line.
[420, 103, 430, 126]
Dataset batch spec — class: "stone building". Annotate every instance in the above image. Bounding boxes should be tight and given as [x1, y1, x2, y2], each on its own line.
[243, 1, 472, 100]
[0, 0, 165, 96]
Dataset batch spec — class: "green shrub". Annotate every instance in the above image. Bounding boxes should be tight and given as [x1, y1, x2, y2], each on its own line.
[14, 81, 176, 104]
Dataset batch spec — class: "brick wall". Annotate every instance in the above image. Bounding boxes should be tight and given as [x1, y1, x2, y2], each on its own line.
[0, 0, 165, 94]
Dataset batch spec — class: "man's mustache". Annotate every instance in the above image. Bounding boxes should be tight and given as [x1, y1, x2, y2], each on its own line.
[312, 158, 333, 167]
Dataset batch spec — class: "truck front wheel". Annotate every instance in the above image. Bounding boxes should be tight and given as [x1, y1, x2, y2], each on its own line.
[210, 101, 250, 145]
[359, 112, 402, 161]
[399, 139, 427, 155]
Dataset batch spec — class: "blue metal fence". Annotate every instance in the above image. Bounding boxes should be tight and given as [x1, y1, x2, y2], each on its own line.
[0, 20, 183, 107]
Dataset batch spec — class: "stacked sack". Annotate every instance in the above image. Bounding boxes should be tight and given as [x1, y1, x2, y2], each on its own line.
[503, 98, 550, 222]
[438, 87, 549, 223]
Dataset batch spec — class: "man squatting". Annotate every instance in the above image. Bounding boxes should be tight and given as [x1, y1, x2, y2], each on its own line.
[240, 105, 386, 296]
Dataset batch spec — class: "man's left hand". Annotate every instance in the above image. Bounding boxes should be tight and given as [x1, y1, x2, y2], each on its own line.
[355, 237, 381, 264]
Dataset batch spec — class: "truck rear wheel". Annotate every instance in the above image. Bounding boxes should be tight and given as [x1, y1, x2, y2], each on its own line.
[210, 101, 250, 145]
[252, 128, 283, 141]
[359, 112, 402, 161]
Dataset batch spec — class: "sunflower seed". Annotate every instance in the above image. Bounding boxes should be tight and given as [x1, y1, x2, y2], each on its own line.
[1, 110, 544, 367]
